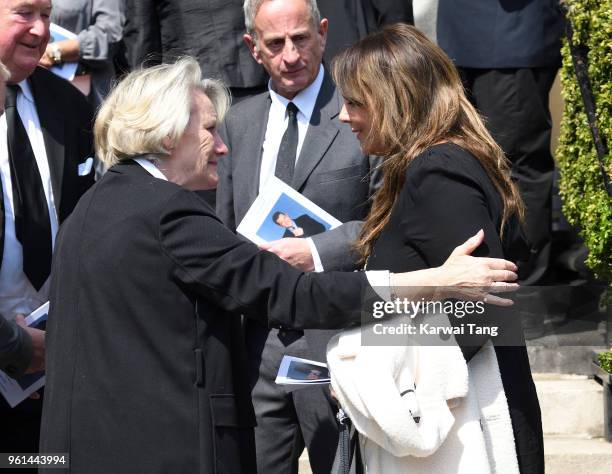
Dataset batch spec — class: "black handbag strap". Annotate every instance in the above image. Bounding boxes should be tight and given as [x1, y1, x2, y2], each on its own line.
[335, 408, 364, 474]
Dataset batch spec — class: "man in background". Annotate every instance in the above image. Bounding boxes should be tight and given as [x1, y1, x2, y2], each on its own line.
[0, 66, 45, 378]
[317, 0, 413, 63]
[216, 1, 381, 472]
[0, 0, 94, 458]
[435, 0, 563, 289]
[123, 0, 269, 101]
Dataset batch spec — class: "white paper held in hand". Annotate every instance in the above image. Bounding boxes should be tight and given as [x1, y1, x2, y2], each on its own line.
[275, 355, 331, 386]
[237, 177, 341, 246]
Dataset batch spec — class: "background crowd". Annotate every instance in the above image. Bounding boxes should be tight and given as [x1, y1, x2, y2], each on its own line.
[0, 1, 585, 473]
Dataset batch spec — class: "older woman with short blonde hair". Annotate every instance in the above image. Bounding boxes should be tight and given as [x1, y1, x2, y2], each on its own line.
[94, 58, 229, 168]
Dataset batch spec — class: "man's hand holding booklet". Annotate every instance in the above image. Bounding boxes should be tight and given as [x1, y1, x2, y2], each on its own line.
[0, 302, 48, 408]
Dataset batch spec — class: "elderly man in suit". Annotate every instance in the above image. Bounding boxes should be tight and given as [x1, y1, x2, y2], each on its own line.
[216, 1, 381, 472]
[0, 65, 45, 382]
[0, 0, 94, 458]
[0, 64, 45, 381]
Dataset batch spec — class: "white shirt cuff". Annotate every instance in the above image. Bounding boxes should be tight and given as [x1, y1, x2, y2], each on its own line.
[307, 238, 324, 272]
[365, 270, 392, 301]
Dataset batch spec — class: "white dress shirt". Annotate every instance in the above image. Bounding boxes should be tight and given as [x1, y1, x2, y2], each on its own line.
[258, 66, 327, 271]
[0, 80, 59, 319]
[258, 65, 324, 193]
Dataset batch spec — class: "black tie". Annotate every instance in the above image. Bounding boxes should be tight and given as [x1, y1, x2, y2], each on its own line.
[275, 102, 299, 185]
[5, 84, 52, 290]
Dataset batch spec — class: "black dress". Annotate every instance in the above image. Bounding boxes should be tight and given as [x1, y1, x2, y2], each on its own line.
[366, 143, 544, 473]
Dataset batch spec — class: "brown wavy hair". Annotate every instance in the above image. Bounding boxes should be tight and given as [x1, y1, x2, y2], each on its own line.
[331, 24, 524, 263]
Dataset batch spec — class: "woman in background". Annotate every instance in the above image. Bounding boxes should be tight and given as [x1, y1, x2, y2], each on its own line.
[329, 24, 543, 473]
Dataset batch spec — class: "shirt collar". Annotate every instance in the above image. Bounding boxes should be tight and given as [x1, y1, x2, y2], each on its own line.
[134, 157, 168, 181]
[17, 79, 35, 104]
[268, 64, 324, 122]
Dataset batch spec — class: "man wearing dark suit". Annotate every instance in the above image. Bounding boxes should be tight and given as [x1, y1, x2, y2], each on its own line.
[0, 65, 44, 382]
[123, 0, 268, 101]
[436, 0, 563, 288]
[272, 211, 326, 238]
[318, 0, 413, 64]
[216, 1, 381, 472]
[0, 0, 94, 458]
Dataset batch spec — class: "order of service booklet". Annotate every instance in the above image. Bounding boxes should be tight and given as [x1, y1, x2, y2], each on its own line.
[275, 355, 330, 385]
[0, 302, 48, 408]
[236, 177, 341, 246]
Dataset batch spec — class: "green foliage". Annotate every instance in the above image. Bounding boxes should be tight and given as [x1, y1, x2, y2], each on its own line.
[557, 0, 612, 280]
[598, 350, 612, 374]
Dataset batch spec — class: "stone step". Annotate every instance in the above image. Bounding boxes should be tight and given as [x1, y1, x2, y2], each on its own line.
[534, 373, 604, 437]
[298, 374, 609, 473]
[299, 436, 612, 473]
[545, 436, 612, 474]
[528, 345, 608, 375]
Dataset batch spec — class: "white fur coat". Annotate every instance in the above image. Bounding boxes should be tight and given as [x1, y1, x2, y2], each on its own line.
[327, 328, 520, 474]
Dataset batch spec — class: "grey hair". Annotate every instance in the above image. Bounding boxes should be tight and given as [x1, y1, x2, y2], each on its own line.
[94, 57, 230, 168]
[243, 0, 321, 38]
[0, 61, 10, 82]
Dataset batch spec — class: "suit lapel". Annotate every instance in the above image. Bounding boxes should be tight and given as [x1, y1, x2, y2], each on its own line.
[291, 71, 341, 191]
[29, 68, 66, 216]
[235, 92, 271, 216]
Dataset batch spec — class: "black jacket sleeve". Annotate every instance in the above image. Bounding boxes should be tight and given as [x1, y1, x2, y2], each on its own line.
[160, 190, 370, 330]
[401, 149, 513, 360]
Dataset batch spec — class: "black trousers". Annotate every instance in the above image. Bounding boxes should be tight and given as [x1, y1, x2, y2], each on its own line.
[247, 325, 339, 474]
[460, 67, 558, 286]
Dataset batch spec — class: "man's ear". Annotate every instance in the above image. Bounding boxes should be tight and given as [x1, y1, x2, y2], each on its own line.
[318, 18, 329, 51]
[244, 34, 262, 64]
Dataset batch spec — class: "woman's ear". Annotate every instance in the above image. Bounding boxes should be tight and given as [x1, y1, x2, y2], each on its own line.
[162, 136, 174, 152]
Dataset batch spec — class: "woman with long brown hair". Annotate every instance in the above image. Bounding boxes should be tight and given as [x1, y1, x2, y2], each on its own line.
[328, 24, 543, 473]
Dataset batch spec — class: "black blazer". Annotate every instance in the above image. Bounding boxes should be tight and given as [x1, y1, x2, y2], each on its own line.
[366, 143, 542, 473]
[436, 0, 563, 68]
[0, 66, 94, 273]
[39, 161, 369, 473]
